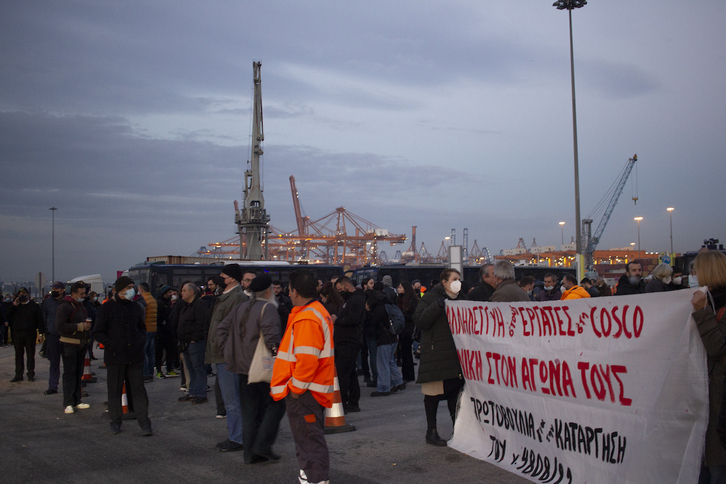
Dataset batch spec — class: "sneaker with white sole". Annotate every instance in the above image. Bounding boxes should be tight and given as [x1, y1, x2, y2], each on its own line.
[64, 405, 74, 414]
[75, 403, 90, 409]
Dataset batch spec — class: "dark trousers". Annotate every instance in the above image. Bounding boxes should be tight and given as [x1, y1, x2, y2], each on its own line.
[285, 391, 329, 482]
[398, 333, 415, 382]
[106, 361, 151, 429]
[13, 331, 36, 379]
[61, 343, 85, 407]
[46, 332, 62, 391]
[155, 331, 176, 372]
[424, 377, 465, 430]
[335, 344, 360, 407]
[239, 375, 285, 464]
[238, 374, 286, 463]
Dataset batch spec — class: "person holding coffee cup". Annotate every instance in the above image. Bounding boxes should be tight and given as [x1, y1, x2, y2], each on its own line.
[56, 282, 92, 414]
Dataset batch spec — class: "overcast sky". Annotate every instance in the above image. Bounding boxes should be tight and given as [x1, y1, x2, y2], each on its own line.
[1, 0, 725, 284]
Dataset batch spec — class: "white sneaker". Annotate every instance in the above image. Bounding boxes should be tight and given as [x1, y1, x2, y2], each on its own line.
[75, 403, 90, 410]
[64, 405, 74, 414]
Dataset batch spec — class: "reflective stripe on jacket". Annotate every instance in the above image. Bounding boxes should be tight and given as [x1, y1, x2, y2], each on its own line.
[270, 300, 335, 408]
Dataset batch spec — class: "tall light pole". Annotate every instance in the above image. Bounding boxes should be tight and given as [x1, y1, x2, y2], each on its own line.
[559, 221, 566, 245]
[49, 207, 58, 284]
[634, 216, 643, 260]
[667, 207, 675, 258]
[553, 0, 587, 281]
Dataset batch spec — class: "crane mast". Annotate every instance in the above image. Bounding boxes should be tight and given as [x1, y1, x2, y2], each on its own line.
[235, 61, 269, 260]
[582, 154, 637, 275]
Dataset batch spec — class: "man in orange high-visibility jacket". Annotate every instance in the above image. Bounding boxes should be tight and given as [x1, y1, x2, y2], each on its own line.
[271, 269, 335, 484]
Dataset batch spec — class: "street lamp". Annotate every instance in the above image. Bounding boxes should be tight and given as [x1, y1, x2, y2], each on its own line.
[634, 216, 643, 260]
[49, 207, 58, 284]
[559, 221, 566, 245]
[667, 207, 675, 257]
[553, 0, 587, 282]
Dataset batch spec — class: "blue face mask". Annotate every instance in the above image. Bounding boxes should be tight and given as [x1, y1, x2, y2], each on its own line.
[125, 288, 136, 300]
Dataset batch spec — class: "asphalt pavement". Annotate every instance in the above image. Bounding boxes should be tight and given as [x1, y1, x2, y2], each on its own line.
[0, 344, 530, 484]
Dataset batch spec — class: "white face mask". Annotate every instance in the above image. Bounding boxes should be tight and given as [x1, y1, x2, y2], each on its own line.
[171, 294, 178, 301]
[544, 285, 554, 292]
[662, 277, 672, 285]
[689, 275, 700, 288]
[448, 280, 462, 295]
[672, 276, 682, 286]
[124, 288, 136, 300]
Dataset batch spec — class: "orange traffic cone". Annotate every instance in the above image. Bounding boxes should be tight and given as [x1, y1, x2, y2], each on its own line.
[324, 371, 356, 434]
[81, 355, 94, 382]
[121, 383, 129, 414]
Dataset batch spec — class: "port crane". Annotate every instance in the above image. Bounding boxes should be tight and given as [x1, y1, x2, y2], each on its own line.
[234, 61, 270, 260]
[582, 154, 638, 275]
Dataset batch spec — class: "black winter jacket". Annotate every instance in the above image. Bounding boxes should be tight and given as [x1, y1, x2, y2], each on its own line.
[413, 283, 467, 384]
[335, 289, 365, 347]
[615, 273, 646, 296]
[7, 301, 44, 334]
[177, 296, 208, 343]
[93, 295, 146, 365]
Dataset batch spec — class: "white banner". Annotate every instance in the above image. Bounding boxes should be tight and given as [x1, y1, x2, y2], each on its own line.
[446, 290, 708, 484]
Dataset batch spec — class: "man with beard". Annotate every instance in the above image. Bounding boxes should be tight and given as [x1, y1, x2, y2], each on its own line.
[615, 262, 647, 295]
[56, 282, 92, 414]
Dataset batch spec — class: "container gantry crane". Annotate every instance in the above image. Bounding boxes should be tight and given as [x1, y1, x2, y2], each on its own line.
[582, 154, 638, 276]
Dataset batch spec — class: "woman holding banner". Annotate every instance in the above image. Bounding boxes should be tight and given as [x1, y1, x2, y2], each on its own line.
[413, 268, 467, 447]
[691, 250, 726, 483]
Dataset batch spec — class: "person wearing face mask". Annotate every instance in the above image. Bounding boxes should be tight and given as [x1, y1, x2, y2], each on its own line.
[668, 267, 685, 291]
[560, 274, 591, 300]
[413, 268, 468, 446]
[333, 277, 365, 411]
[7, 287, 45, 382]
[56, 282, 92, 414]
[645, 263, 674, 293]
[93, 276, 152, 436]
[615, 262, 647, 295]
[537, 274, 562, 301]
[491, 261, 530, 303]
[517, 276, 535, 301]
[42, 282, 66, 394]
[690, 251, 726, 482]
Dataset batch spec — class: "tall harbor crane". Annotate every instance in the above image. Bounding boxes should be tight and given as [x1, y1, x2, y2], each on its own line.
[235, 61, 270, 260]
[582, 154, 638, 275]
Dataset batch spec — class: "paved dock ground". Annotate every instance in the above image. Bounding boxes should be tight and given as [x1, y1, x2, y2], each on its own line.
[0, 345, 529, 484]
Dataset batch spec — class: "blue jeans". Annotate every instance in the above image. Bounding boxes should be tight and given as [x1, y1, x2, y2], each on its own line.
[184, 340, 207, 397]
[216, 363, 243, 444]
[143, 332, 156, 377]
[376, 342, 403, 392]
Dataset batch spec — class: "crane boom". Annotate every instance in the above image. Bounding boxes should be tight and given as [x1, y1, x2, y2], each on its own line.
[583, 154, 637, 274]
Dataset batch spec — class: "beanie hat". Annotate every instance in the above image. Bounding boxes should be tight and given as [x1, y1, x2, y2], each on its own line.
[159, 285, 172, 297]
[52, 281, 66, 290]
[221, 263, 243, 282]
[249, 274, 272, 293]
[114, 276, 134, 293]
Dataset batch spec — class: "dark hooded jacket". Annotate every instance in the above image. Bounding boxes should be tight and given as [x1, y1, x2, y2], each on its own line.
[413, 283, 467, 384]
[367, 291, 397, 347]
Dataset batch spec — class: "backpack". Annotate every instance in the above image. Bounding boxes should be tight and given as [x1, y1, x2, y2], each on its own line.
[384, 303, 405, 336]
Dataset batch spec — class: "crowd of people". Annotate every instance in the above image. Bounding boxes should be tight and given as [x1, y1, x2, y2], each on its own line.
[2, 253, 726, 484]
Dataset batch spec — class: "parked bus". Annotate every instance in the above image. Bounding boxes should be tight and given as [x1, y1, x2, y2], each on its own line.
[127, 261, 344, 298]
